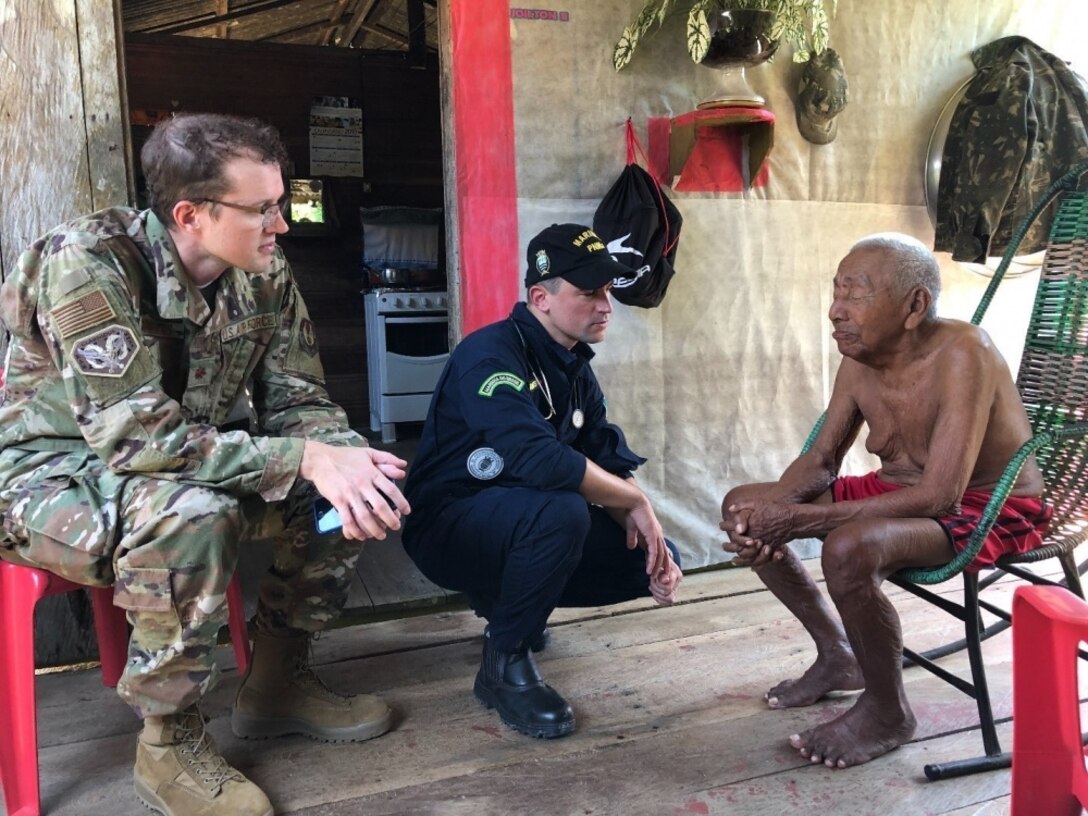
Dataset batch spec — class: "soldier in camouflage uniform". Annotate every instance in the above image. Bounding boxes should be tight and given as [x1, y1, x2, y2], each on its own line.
[0, 113, 410, 816]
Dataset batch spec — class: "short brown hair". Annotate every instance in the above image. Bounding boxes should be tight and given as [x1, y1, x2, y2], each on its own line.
[140, 112, 289, 227]
[533, 277, 564, 294]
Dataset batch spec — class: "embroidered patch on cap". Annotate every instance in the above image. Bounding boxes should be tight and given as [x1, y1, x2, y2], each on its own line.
[72, 325, 139, 378]
[52, 291, 116, 339]
[535, 249, 551, 277]
[478, 371, 526, 397]
[467, 447, 504, 480]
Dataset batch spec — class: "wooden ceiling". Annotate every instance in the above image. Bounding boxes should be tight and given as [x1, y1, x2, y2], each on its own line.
[121, 0, 439, 52]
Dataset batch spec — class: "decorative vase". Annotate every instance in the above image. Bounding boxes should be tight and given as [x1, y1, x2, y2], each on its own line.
[697, 9, 779, 110]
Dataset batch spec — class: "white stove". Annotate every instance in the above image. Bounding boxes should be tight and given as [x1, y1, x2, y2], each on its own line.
[364, 288, 450, 443]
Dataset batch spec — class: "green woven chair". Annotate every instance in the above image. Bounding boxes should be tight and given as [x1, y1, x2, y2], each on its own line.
[803, 160, 1088, 780]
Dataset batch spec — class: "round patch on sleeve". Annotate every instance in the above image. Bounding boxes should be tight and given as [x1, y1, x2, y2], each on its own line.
[72, 325, 139, 378]
[467, 447, 504, 480]
[299, 318, 318, 356]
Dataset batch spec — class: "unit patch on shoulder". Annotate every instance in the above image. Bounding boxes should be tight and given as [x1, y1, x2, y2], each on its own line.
[72, 325, 139, 378]
[478, 371, 525, 397]
[299, 318, 318, 356]
[52, 290, 116, 339]
[467, 447, 504, 480]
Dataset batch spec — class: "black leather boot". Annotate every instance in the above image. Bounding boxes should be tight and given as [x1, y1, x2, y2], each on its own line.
[484, 623, 550, 652]
[473, 631, 575, 739]
[529, 627, 551, 653]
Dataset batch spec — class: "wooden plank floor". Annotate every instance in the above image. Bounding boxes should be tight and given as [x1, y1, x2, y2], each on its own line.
[19, 564, 1070, 816]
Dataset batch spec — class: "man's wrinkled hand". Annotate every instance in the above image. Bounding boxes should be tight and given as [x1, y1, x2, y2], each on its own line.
[720, 498, 751, 536]
[720, 507, 759, 565]
[727, 499, 795, 550]
[722, 532, 784, 568]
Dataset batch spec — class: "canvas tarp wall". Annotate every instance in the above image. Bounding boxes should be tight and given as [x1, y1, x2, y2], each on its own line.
[508, 1, 1087, 567]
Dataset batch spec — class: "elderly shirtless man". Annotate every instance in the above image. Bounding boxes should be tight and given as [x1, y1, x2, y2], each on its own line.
[720, 233, 1050, 768]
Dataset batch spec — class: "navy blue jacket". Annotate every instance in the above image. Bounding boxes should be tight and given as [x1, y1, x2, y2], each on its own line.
[403, 303, 645, 536]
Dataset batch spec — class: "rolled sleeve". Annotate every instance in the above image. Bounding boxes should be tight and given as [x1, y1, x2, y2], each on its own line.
[578, 423, 646, 477]
[254, 436, 306, 502]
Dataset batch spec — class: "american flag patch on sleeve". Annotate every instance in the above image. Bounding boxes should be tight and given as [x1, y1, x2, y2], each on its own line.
[52, 291, 117, 339]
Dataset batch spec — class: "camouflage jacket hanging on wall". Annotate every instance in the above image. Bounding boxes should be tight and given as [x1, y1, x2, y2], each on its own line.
[935, 36, 1088, 263]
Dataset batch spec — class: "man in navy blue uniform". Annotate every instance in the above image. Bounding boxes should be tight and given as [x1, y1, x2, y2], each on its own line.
[402, 223, 683, 739]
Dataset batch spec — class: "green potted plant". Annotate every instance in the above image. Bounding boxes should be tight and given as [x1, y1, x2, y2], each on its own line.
[612, 0, 836, 71]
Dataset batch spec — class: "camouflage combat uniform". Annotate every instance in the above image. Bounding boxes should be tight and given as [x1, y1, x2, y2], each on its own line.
[0, 208, 366, 717]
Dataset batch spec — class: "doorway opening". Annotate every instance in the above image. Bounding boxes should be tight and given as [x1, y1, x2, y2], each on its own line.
[120, 0, 445, 434]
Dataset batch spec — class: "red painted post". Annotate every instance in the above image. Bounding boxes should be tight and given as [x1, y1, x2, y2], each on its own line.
[448, 0, 520, 335]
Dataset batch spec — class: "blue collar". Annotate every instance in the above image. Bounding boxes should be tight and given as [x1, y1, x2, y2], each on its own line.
[510, 302, 594, 378]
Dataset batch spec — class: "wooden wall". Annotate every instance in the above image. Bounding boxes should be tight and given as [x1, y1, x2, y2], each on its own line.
[0, 0, 130, 278]
[124, 33, 445, 428]
[0, 0, 131, 667]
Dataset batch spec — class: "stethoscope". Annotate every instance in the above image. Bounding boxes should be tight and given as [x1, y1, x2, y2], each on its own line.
[509, 318, 584, 429]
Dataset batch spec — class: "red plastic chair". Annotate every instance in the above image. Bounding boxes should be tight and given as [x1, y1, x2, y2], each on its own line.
[0, 560, 251, 816]
[1010, 585, 1088, 816]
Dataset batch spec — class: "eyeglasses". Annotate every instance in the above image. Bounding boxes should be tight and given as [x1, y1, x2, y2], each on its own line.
[195, 194, 290, 229]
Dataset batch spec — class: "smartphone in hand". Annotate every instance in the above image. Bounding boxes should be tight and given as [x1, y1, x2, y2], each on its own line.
[314, 484, 401, 534]
[313, 497, 342, 534]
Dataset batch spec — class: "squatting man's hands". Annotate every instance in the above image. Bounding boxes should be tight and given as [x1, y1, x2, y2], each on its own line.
[301, 441, 412, 541]
[649, 558, 683, 605]
[626, 498, 682, 604]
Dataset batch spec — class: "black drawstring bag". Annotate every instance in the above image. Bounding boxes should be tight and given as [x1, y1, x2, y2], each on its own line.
[592, 119, 682, 308]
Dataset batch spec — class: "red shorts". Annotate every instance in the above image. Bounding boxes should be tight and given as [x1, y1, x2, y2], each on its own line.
[831, 471, 1052, 571]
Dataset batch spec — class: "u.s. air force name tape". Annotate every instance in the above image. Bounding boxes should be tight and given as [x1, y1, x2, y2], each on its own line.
[478, 371, 525, 397]
[220, 313, 277, 342]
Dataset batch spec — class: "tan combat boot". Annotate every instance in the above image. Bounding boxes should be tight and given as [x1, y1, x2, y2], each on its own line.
[232, 633, 392, 742]
[134, 705, 273, 816]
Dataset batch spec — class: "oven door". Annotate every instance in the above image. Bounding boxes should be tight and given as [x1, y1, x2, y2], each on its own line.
[382, 314, 450, 395]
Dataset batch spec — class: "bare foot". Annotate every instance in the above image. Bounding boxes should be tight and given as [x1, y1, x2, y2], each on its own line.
[788, 692, 917, 768]
[765, 649, 864, 708]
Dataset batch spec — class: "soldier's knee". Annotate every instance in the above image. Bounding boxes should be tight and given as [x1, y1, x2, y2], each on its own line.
[521, 491, 590, 571]
[538, 491, 591, 541]
[121, 482, 244, 569]
[172, 486, 244, 539]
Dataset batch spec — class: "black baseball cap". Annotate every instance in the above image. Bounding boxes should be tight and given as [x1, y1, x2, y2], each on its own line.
[524, 223, 629, 290]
